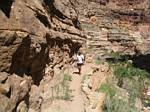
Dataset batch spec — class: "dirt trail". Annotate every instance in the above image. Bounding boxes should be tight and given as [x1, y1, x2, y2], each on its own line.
[68, 63, 93, 112]
[46, 63, 97, 112]
[65, 62, 108, 112]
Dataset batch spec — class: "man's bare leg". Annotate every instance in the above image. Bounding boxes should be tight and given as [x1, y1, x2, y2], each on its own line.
[78, 66, 81, 75]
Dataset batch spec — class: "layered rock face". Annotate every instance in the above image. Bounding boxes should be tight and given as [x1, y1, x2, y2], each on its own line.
[0, 0, 85, 111]
[1, 0, 150, 111]
[75, 0, 150, 61]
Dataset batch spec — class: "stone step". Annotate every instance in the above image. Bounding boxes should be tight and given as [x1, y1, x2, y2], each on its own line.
[88, 37, 108, 41]
[88, 41, 111, 46]
[88, 40, 109, 44]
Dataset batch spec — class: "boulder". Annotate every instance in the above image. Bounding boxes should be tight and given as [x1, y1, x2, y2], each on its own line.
[0, 94, 9, 112]
[16, 101, 28, 112]
[0, 83, 10, 95]
[0, 72, 8, 83]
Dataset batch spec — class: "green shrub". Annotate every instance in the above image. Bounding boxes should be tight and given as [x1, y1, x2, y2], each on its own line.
[54, 73, 73, 101]
[63, 73, 72, 82]
[110, 52, 122, 60]
[95, 59, 102, 65]
[103, 95, 137, 112]
[99, 52, 150, 111]
[107, 52, 130, 65]
[98, 83, 116, 98]
[112, 62, 149, 87]
[102, 81, 138, 112]
[142, 98, 150, 107]
[110, 59, 150, 109]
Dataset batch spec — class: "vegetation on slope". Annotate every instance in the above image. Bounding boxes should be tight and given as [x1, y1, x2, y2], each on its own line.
[98, 52, 150, 112]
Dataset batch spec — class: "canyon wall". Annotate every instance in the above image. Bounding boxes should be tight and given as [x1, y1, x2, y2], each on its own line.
[74, 0, 150, 59]
[0, 0, 85, 111]
[0, 0, 150, 112]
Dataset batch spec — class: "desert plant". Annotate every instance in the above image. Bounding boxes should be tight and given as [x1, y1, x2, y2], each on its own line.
[116, 63, 148, 86]
[53, 73, 73, 101]
[103, 95, 137, 112]
[98, 83, 116, 98]
[103, 58, 150, 111]
[95, 59, 102, 65]
[63, 73, 72, 82]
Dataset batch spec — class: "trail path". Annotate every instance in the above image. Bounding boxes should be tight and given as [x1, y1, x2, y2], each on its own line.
[47, 63, 95, 112]
[68, 63, 94, 112]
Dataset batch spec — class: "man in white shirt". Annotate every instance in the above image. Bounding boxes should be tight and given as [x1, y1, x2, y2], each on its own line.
[76, 52, 85, 75]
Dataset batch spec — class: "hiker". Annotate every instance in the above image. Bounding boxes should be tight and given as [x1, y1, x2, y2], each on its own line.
[76, 51, 85, 75]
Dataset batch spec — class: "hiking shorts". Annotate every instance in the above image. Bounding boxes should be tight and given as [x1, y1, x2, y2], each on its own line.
[77, 63, 83, 68]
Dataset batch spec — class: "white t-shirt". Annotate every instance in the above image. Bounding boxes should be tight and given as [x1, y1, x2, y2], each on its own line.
[77, 54, 84, 64]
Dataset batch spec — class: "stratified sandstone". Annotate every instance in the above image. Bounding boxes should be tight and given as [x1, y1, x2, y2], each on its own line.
[75, 0, 150, 62]
[0, 0, 85, 111]
[1, 0, 150, 111]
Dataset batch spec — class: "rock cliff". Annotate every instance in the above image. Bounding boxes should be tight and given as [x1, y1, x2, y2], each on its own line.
[0, 0, 85, 111]
[1, 0, 150, 112]
[74, 0, 150, 60]
[74, 1, 150, 112]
